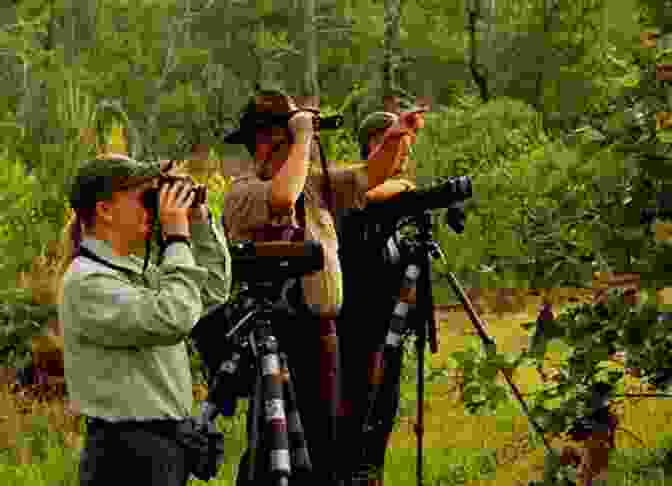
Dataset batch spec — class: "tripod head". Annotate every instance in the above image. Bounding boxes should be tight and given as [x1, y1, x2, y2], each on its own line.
[190, 240, 325, 383]
[362, 176, 472, 235]
[230, 240, 325, 283]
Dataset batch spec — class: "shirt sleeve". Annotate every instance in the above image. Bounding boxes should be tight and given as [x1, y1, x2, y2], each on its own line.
[189, 213, 232, 313]
[222, 177, 285, 241]
[66, 243, 208, 348]
[327, 165, 369, 211]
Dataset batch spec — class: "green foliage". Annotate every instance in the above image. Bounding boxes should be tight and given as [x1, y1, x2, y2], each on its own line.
[450, 339, 525, 416]
[0, 158, 45, 275]
[416, 96, 547, 178]
[418, 96, 598, 290]
[638, 0, 672, 33]
[450, 287, 670, 450]
[0, 291, 56, 368]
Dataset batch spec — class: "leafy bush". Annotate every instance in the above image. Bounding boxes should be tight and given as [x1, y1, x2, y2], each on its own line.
[414, 96, 598, 290]
[414, 96, 548, 181]
[0, 157, 52, 280]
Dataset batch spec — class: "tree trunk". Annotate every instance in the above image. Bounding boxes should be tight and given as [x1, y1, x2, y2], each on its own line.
[300, 0, 319, 101]
[465, 0, 490, 102]
[383, 0, 402, 100]
[535, 0, 559, 122]
[661, 32, 672, 109]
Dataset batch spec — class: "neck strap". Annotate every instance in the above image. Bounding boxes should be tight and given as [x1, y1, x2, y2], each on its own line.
[78, 245, 135, 279]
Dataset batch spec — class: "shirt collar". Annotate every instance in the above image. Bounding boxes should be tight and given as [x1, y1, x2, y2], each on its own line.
[80, 237, 148, 276]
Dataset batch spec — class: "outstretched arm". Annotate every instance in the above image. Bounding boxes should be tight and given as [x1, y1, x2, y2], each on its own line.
[365, 178, 416, 202]
[366, 111, 424, 191]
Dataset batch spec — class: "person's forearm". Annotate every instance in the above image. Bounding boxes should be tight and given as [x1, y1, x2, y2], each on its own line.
[366, 135, 410, 190]
[270, 138, 312, 210]
[190, 215, 232, 309]
[366, 179, 415, 202]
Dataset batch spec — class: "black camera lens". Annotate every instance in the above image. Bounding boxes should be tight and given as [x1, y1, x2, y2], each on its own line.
[450, 176, 472, 199]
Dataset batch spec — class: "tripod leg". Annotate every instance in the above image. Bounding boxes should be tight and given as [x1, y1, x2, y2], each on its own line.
[357, 264, 418, 485]
[357, 344, 390, 484]
[258, 329, 291, 486]
[365, 344, 405, 480]
[318, 318, 341, 484]
[236, 449, 251, 486]
[415, 333, 425, 486]
[247, 362, 263, 483]
[281, 352, 312, 473]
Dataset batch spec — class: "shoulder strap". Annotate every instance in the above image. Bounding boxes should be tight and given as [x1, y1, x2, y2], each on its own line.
[78, 246, 137, 281]
[316, 138, 334, 215]
[296, 192, 307, 229]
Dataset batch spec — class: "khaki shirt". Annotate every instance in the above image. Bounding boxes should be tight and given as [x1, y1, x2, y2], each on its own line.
[222, 166, 368, 318]
[59, 217, 231, 421]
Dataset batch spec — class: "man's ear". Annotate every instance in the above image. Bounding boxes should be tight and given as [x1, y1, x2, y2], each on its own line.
[370, 130, 386, 149]
[95, 199, 114, 226]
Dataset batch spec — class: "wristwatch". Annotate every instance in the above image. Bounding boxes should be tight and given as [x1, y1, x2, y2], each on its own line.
[165, 234, 191, 248]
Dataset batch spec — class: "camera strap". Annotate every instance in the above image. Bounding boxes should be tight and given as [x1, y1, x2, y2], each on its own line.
[292, 137, 333, 230]
[316, 137, 335, 216]
[79, 245, 151, 287]
[296, 192, 306, 229]
[79, 246, 133, 279]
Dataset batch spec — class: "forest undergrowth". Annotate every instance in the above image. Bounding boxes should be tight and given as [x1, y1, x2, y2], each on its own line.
[3, 291, 672, 486]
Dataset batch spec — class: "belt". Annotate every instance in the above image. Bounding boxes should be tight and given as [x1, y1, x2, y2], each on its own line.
[85, 416, 188, 436]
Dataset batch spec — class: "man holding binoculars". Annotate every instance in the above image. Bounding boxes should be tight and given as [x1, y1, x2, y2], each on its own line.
[221, 88, 424, 486]
[59, 153, 231, 486]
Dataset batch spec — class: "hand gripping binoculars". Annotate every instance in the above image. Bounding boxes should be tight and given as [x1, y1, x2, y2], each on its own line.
[141, 172, 207, 213]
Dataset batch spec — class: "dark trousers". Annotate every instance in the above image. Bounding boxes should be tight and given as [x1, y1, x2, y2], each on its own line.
[236, 314, 342, 486]
[79, 418, 191, 486]
[339, 315, 402, 483]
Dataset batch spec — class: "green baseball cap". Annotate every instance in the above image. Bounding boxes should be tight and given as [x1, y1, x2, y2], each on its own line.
[359, 91, 429, 146]
[68, 155, 162, 210]
[358, 111, 399, 147]
[384, 88, 429, 113]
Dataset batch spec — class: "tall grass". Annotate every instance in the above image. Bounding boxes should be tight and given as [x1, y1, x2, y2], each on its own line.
[3, 302, 672, 485]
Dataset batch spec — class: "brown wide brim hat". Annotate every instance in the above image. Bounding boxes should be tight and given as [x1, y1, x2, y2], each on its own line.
[223, 87, 319, 145]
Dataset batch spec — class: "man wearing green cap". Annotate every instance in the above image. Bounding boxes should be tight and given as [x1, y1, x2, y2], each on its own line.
[337, 106, 425, 486]
[358, 106, 425, 197]
[59, 153, 231, 486]
[221, 88, 423, 486]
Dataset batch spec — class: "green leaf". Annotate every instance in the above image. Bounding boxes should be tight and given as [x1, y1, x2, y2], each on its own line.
[462, 383, 484, 404]
[480, 363, 499, 381]
[657, 130, 672, 144]
[451, 351, 467, 364]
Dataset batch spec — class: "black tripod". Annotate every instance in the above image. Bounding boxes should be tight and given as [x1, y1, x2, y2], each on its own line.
[350, 210, 553, 486]
[191, 241, 325, 486]
[197, 280, 312, 486]
[353, 211, 442, 486]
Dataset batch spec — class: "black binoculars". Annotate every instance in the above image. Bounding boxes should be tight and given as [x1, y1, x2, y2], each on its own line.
[245, 109, 344, 134]
[141, 175, 207, 213]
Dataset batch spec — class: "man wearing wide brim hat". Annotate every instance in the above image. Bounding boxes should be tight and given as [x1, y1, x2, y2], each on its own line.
[221, 86, 425, 486]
